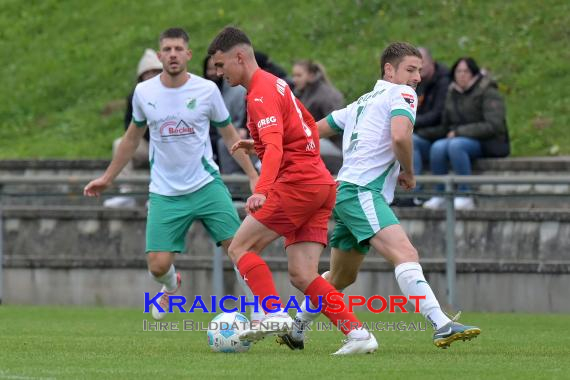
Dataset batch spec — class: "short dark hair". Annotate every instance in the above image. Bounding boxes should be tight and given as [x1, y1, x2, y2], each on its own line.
[207, 26, 251, 55]
[451, 57, 480, 77]
[380, 42, 422, 77]
[159, 27, 189, 44]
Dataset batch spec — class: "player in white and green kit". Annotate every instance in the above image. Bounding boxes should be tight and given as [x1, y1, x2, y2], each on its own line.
[279, 42, 480, 351]
[84, 28, 260, 321]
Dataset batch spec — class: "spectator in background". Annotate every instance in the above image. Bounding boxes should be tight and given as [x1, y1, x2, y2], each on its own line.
[396, 48, 450, 207]
[413, 48, 450, 178]
[104, 49, 163, 208]
[203, 55, 249, 173]
[205, 51, 287, 174]
[292, 60, 345, 172]
[255, 51, 293, 88]
[292, 60, 345, 122]
[423, 57, 509, 210]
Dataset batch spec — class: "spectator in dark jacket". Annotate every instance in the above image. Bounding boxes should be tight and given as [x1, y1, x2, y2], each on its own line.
[413, 48, 450, 177]
[292, 60, 345, 122]
[292, 60, 344, 171]
[423, 57, 509, 210]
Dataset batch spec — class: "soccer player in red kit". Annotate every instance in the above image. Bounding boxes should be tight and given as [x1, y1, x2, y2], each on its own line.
[208, 27, 378, 355]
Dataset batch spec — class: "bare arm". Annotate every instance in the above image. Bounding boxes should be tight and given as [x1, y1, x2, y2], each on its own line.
[391, 115, 416, 190]
[84, 123, 147, 196]
[317, 117, 340, 139]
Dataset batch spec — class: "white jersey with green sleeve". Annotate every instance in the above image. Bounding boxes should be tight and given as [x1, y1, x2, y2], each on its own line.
[131, 73, 231, 196]
[326, 80, 417, 203]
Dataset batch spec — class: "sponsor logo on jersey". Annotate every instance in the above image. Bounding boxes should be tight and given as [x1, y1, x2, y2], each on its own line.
[401, 93, 415, 108]
[305, 139, 316, 151]
[186, 98, 197, 110]
[257, 116, 278, 130]
[159, 120, 195, 142]
[147, 101, 157, 109]
[254, 96, 264, 103]
[276, 78, 287, 96]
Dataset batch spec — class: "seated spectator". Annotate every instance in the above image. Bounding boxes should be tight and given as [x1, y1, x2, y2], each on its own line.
[104, 49, 162, 208]
[203, 55, 250, 174]
[292, 60, 344, 172]
[423, 57, 510, 210]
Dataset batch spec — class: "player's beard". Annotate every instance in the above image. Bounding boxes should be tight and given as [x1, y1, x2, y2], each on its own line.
[165, 63, 185, 77]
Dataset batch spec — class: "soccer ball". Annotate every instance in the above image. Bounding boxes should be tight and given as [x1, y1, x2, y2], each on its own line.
[207, 312, 251, 353]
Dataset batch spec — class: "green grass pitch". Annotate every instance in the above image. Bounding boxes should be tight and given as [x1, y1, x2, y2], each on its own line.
[1, 306, 569, 379]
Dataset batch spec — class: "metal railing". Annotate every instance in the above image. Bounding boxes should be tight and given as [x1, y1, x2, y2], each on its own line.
[413, 175, 570, 307]
[1, 174, 570, 307]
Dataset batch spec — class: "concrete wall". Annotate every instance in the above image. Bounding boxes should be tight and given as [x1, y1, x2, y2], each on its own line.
[3, 207, 570, 262]
[4, 267, 569, 313]
[2, 206, 569, 312]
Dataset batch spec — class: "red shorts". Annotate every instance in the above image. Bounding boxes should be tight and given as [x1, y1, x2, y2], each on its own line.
[252, 182, 336, 247]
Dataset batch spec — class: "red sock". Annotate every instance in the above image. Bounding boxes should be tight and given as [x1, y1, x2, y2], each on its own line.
[305, 276, 362, 335]
[236, 252, 282, 313]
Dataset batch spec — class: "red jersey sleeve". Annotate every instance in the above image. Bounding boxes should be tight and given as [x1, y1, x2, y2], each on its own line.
[248, 91, 284, 195]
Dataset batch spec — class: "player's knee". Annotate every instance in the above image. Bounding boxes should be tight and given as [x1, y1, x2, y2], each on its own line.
[148, 262, 170, 277]
[146, 253, 172, 277]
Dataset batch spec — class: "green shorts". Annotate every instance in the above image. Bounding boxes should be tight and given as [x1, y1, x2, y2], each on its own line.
[330, 181, 399, 254]
[146, 177, 240, 253]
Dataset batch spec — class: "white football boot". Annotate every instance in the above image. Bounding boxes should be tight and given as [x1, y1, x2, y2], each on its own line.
[332, 329, 378, 355]
[151, 272, 181, 320]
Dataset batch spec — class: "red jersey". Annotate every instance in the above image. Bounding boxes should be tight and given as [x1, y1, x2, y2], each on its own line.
[246, 69, 335, 195]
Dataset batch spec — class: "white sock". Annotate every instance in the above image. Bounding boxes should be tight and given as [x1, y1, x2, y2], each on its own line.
[291, 299, 318, 341]
[395, 262, 451, 329]
[233, 265, 264, 319]
[296, 298, 321, 323]
[150, 264, 178, 292]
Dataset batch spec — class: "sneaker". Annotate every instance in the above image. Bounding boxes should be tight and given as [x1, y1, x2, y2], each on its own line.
[422, 197, 446, 210]
[454, 197, 475, 210]
[276, 317, 309, 350]
[433, 312, 481, 349]
[332, 330, 378, 355]
[276, 332, 305, 350]
[103, 196, 137, 208]
[239, 313, 293, 343]
[151, 272, 182, 320]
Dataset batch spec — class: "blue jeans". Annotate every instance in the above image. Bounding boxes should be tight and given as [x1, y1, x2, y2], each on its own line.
[429, 137, 482, 192]
[413, 134, 432, 192]
[413, 134, 432, 175]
